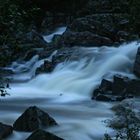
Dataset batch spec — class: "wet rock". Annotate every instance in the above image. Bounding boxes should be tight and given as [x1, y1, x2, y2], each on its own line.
[60, 31, 113, 47]
[117, 31, 129, 39]
[23, 30, 48, 48]
[23, 47, 50, 61]
[95, 94, 112, 101]
[56, 13, 136, 47]
[35, 47, 78, 75]
[92, 75, 140, 101]
[26, 129, 64, 140]
[0, 122, 13, 139]
[99, 79, 112, 92]
[113, 76, 140, 96]
[0, 68, 14, 77]
[112, 75, 128, 95]
[95, 94, 126, 102]
[92, 79, 112, 98]
[134, 47, 140, 77]
[13, 106, 57, 132]
[36, 60, 55, 75]
[127, 80, 140, 96]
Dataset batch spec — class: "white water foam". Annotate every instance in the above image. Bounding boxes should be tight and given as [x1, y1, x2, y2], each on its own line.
[0, 41, 140, 140]
[43, 26, 67, 43]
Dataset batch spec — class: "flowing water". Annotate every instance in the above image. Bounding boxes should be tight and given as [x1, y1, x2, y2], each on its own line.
[43, 26, 67, 43]
[0, 41, 140, 140]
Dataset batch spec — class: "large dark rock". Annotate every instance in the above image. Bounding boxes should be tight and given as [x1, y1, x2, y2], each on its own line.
[95, 94, 112, 101]
[0, 122, 13, 139]
[26, 129, 64, 140]
[127, 80, 140, 96]
[134, 47, 140, 77]
[99, 79, 112, 92]
[60, 31, 113, 47]
[112, 75, 128, 95]
[92, 75, 140, 101]
[13, 106, 57, 132]
[92, 79, 112, 100]
[55, 13, 137, 48]
[36, 47, 78, 75]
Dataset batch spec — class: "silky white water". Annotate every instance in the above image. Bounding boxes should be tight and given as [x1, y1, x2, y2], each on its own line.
[43, 26, 67, 43]
[0, 41, 139, 140]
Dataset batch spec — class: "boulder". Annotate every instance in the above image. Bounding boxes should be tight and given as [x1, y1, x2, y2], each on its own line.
[113, 76, 140, 96]
[13, 106, 57, 132]
[99, 79, 112, 92]
[92, 79, 112, 98]
[117, 31, 129, 40]
[35, 47, 78, 75]
[55, 13, 136, 48]
[127, 80, 140, 96]
[60, 31, 113, 47]
[95, 94, 112, 101]
[95, 94, 126, 102]
[112, 75, 128, 95]
[26, 129, 64, 140]
[66, 14, 119, 43]
[92, 75, 140, 101]
[0, 122, 13, 139]
[134, 47, 140, 77]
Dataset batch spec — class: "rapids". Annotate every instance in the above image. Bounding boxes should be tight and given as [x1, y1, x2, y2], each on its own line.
[0, 41, 140, 140]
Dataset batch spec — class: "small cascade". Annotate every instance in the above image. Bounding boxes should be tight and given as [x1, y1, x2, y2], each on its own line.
[43, 26, 67, 43]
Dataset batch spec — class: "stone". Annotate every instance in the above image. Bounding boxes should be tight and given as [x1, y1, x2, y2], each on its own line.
[92, 75, 140, 101]
[99, 79, 112, 92]
[60, 31, 113, 47]
[26, 129, 64, 140]
[117, 31, 129, 38]
[127, 80, 140, 96]
[95, 94, 112, 101]
[13, 106, 57, 132]
[112, 75, 128, 95]
[0, 122, 13, 139]
[55, 13, 137, 48]
[134, 47, 140, 77]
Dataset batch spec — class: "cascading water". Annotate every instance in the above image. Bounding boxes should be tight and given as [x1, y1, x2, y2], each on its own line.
[43, 26, 67, 43]
[5, 50, 57, 82]
[0, 41, 139, 140]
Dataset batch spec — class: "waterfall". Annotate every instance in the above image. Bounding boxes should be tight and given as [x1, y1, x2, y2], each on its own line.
[0, 41, 140, 140]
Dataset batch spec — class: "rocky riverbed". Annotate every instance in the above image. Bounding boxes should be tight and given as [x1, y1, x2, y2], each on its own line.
[0, 0, 140, 140]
